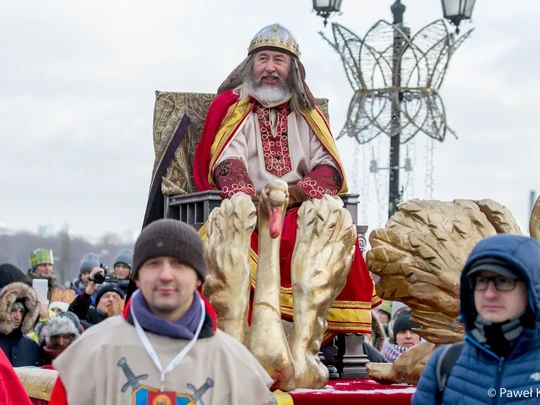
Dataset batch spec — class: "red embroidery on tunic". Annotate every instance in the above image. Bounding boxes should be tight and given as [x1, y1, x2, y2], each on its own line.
[214, 158, 257, 198]
[297, 164, 343, 199]
[254, 104, 292, 177]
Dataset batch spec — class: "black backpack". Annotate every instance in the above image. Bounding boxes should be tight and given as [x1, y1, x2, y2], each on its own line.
[435, 342, 465, 404]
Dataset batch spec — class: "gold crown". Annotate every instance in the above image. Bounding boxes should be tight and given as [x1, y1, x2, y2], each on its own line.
[248, 23, 301, 58]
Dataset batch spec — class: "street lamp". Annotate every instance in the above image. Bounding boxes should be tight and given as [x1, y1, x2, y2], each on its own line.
[441, 0, 477, 33]
[317, 0, 476, 218]
[312, 0, 342, 27]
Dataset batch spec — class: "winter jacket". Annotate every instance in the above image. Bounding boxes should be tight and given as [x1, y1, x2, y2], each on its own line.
[0, 282, 42, 367]
[0, 349, 33, 405]
[0, 329, 41, 367]
[413, 235, 540, 405]
[68, 291, 107, 327]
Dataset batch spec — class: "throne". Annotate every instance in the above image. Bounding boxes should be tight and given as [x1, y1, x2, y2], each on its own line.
[144, 91, 370, 379]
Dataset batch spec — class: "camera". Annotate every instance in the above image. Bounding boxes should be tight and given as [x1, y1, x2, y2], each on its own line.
[89, 263, 118, 284]
[92, 272, 118, 284]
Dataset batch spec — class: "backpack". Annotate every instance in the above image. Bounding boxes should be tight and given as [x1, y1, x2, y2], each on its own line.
[435, 342, 465, 404]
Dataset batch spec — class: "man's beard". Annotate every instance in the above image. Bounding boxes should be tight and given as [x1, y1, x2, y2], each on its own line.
[251, 72, 292, 104]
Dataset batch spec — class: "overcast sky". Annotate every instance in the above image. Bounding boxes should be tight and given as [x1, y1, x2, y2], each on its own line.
[1, 0, 538, 239]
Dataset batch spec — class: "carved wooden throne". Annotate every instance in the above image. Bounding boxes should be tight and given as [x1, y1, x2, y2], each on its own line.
[145, 91, 370, 378]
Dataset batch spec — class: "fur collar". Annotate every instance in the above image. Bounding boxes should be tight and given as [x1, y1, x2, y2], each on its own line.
[0, 282, 39, 334]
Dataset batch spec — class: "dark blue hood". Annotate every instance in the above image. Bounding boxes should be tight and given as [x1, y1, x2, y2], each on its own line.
[460, 234, 540, 339]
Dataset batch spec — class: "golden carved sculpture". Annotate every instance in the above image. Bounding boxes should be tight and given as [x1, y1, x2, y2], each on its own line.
[203, 179, 356, 391]
[202, 192, 257, 345]
[289, 194, 357, 389]
[247, 180, 296, 391]
[365, 198, 529, 385]
[15, 367, 58, 401]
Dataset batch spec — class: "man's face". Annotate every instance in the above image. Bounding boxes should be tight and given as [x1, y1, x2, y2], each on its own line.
[10, 308, 24, 329]
[395, 330, 420, 348]
[96, 292, 122, 314]
[35, 263, 53, 277]
[473, 271, 528, 323]
[253, 50, 291, 87]
[51, 307, 63, 315]
[49, 334, 75, 350]
[136, 256, 201, 322]
[378, 310, 389, 324]
[80, 271, 91, 285]
[114, 263, 131, 280]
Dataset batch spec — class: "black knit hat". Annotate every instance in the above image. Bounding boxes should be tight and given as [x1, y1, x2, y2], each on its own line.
[393, 310, 420, 337]
[95, 284, 125, 305]
[132, 219, 207, 282]
[0, 264, 27, 290]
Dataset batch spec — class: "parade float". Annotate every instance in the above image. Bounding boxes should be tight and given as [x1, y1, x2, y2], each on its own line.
[15, 90, 540, 404]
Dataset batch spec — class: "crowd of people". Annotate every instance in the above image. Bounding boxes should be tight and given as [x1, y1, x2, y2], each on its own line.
[0, 247, 133, 369]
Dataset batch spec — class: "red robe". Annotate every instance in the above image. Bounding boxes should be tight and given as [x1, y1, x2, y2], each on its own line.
[194, 90, 380, 336]
[0, 350, 33, 405]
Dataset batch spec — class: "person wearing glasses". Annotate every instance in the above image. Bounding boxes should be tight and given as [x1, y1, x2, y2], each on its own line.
[413, 234, 540, 405]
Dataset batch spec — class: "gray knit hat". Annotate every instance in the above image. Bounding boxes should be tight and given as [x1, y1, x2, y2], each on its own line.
[132, 219, 206, 282]
[114, 249, 133, 269]
[79, 253, 100, 274]
[43, 313, 80, 345]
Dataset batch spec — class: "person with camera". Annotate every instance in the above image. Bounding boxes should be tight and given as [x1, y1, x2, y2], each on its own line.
[67, 266, 124, 329]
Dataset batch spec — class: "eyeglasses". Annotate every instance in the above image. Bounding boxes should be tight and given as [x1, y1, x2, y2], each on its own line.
[469, 275, 520, 292]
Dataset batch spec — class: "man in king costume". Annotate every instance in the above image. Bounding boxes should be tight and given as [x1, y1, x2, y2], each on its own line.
[194, 23, 381, 338]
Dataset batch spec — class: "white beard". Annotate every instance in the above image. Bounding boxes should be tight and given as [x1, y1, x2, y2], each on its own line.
[249, 74, 292, 107]
[252, 85, 290, 104]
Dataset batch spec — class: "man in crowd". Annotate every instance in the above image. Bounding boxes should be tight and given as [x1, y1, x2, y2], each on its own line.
[26, 248, 59, 300]
[112, 249, 133, 294]
[381, 309, 421, 362]
[413, 234, 540, 404]
[70, 253, 100, 295]
[68, 266, 124, 328]
[41, 311, 82, 366]
[0, 282, 41, 366]
[50, 219, 273, 404]
[193, 23, 379, 338]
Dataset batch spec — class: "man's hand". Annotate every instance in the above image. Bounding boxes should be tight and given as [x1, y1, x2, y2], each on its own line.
[85, 267, 103, 296]
[37, 296, 50, 319]
[287, 185, 309, 209]
[251, 194, 260, 211]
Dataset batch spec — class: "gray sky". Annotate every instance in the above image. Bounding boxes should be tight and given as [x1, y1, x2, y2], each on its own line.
[1, 0, 538, 239]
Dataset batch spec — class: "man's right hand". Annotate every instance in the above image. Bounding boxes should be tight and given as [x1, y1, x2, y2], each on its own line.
[85, 267, 103, 296]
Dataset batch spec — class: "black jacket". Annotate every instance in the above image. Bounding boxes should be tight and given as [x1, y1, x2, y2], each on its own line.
[0, 329, 41, 367]
[68, 292, 107, 327]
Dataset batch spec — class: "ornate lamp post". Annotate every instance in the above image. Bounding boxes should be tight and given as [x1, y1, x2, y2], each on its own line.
[312, 0, 342, 27]
[313, 0, 476, 218]
[441, 0, 477, 33]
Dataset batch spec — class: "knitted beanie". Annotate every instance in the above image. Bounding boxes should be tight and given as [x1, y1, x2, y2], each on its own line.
[0, 263, 27, 290]
[132, 219, 207, 282]
[79, 253, 100, 274]
[95, 284, 125, 306]
[114, 249, 133, 269]
[393, 310, 420, 337]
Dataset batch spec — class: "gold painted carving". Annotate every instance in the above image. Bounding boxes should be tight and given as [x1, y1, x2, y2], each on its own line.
[203, 180, 355, 391]
[366, 198, 527, 385]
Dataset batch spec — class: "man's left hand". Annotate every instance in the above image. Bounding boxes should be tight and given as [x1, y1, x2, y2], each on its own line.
[288, 185, 309, 208]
